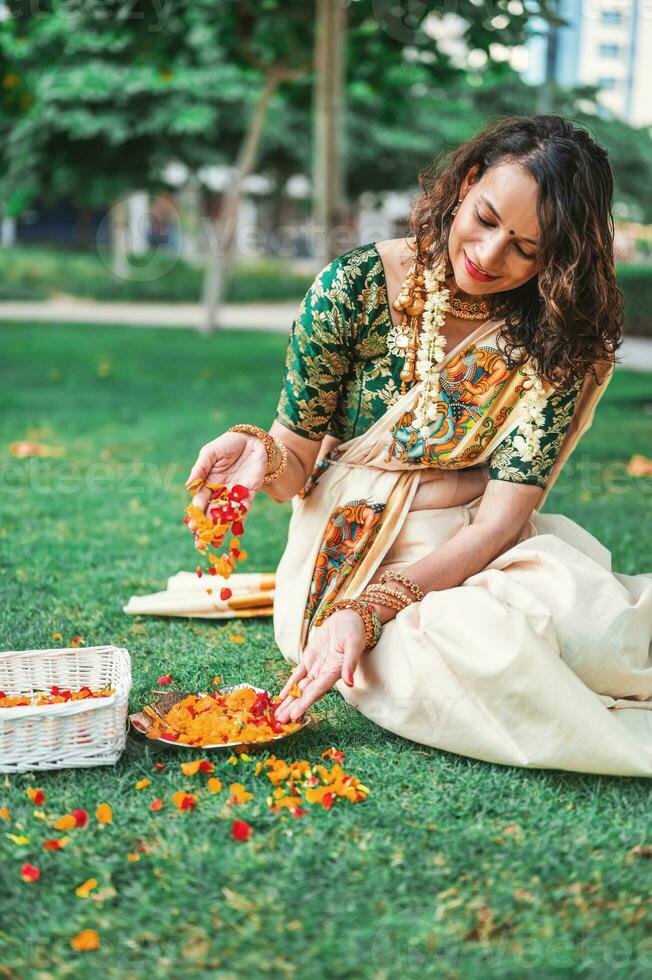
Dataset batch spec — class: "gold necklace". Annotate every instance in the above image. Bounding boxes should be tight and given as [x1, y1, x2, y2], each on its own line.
[447, 293, 490, 320]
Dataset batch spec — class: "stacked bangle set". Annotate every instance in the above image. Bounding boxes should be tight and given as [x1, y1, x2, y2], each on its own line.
[315, 570, 425, 652]
[228, 423, 288, 484]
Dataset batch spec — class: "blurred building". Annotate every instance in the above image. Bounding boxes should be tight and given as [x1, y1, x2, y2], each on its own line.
[523, 0, 652, 125]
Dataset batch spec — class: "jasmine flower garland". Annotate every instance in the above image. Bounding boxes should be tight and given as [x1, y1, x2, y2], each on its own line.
[513, 364, 548, 462]
[410, 261, 451, 439]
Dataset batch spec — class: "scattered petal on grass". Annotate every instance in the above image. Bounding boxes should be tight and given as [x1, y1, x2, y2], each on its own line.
[96, 803, 112, 824]
[0, 806, 10, 822]
[75, 878, 98, 899]
[172, 791, 198, 812]
[71, 636, 85, 647]
[231, 819, 253, 841]
[150, 799, 164, 812]
[51, 632, 62, 641]
[180, 761, 201, 776]
[153, 762, 167, 772]
[26, 787, 45, 805]
[7, 834, 30, 846]
[321, 747, 346, 763]
[199, 760, 215, 774]
[228, 634, 245, 644]
[43, 836, 70, 851]
[156, 674, 173, 686]
[71, 929, 100, 952]
[54, 814, 77, 831]
[207, 777, 223, 795]
[228, 783, 253, 805]
[136, 779, 151, 791]
[127, 853, 141, 862]
[71, 809, 89, 829]
[20, 863, 40, 882]
[212, 676, 221, 687]
[32, 810, 46, 820]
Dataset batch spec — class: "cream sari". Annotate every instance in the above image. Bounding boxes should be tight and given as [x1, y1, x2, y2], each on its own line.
[274, 318, 652, 778]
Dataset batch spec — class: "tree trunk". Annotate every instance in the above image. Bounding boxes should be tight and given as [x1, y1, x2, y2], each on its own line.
[200, 74, 281, 334]
[313, 0, 347, 265]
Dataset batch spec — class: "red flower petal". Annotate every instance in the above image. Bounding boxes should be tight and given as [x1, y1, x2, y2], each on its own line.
[156, 674, 173, 686]
[231, 521, 245, 536]
[220, 588, 232, 601]
[322, 793, 335, 811]
[150, 799, 164, 812]
[72, 808, 89, 828]
[20, 863, 40, 883]
[231, 819, 253, 841]
[229, 485, 249, 502]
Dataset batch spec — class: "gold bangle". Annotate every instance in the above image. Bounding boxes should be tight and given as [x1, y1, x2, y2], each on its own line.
[264, 437, 288, 485]
[362, 584, 413, 612]
[228, 424, 288, 485]
[314, 598, 381, 651]
[378, 570, 425, 601]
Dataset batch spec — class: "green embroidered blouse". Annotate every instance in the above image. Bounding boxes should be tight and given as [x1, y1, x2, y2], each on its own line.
[275, 242, 582, 488]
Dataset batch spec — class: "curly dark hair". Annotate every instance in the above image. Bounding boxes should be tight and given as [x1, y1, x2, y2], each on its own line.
[408, 114, 623, 389]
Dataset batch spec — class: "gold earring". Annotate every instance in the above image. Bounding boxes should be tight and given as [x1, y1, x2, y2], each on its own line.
[451, 196, 462, 218]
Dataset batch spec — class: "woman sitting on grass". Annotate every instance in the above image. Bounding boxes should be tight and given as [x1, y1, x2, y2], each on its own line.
[186, 114, 652, 778]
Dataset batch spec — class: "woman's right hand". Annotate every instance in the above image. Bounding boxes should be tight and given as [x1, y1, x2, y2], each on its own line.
[184, 432, 269, 548]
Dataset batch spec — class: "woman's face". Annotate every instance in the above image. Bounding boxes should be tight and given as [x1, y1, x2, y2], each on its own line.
[447, 161, 542, 297]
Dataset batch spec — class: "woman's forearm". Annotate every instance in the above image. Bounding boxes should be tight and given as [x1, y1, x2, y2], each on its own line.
[260, 445, 308, 503]
[369, 519, 522, 625]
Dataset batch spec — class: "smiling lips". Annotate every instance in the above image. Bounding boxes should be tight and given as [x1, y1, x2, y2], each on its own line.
[463, 251, 499, 282]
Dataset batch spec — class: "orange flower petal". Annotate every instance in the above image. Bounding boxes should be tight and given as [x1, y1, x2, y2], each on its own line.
[0, 806, 10, 822]
[180, 760, 201, 776]
[70, 929, 100, 952]
[95, 803, 112, 824]
[135, 778, 151, 791]
[54, 814, 77, 831]
[206, 777, 223, 794]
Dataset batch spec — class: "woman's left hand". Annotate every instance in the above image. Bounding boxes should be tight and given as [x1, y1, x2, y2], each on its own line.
[273, 609, 367, 723]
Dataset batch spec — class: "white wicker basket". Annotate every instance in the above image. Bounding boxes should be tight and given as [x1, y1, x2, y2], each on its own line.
[0, 645, 131, 773]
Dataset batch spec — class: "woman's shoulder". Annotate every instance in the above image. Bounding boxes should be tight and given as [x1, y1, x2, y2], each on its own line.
[312, 241, 384, 293]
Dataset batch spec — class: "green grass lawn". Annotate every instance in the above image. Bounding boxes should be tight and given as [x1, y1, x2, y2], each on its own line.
[0, 323, 651, 978]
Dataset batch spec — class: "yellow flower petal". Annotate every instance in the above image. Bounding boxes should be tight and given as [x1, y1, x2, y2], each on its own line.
[75, 878, 98, 899]
[135, 778, 150, 791]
